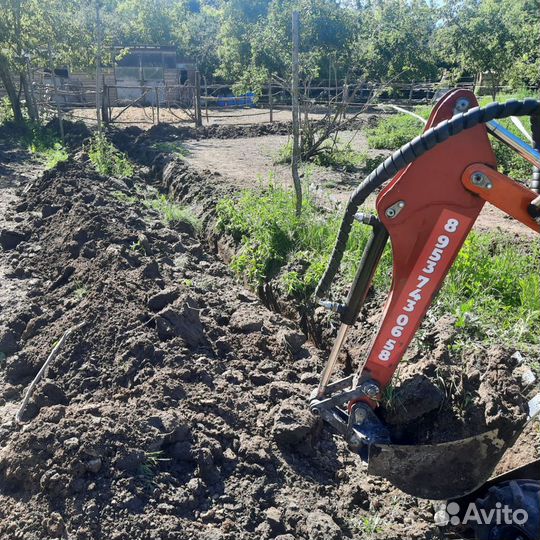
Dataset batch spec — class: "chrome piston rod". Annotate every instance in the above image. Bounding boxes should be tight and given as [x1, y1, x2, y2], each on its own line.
[487, 120, 540, 169]
[316, 323, 350, 398]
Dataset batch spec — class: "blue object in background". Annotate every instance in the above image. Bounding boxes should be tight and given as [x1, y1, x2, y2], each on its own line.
[216, 92, 255, 107]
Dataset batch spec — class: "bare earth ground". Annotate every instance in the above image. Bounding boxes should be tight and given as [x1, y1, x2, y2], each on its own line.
[0, 117, 537, 539]
[68, 107, 312, 129]
[70, 105, 536, 236]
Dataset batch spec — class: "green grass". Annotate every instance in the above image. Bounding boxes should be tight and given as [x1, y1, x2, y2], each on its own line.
[89, 133, 134, 178]
[217, 184, 539, 351]
[38, 142, 69, 169]
[313, 143, 367, 171]
[358, 515, 383, 538]
[217, 183, 376, 289]
[149, 140, 190, 158]
[143, 194, 201, 230]
[113, 189, 200, 231]
[276, 140, 379, 172]
[366, 106, 430, 151]
[24, 124, 69, 169]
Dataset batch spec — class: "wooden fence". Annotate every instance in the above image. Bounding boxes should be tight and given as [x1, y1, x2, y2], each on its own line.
[1, 75, 534, 129]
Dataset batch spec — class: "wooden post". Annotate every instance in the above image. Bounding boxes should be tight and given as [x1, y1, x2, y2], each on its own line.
[194, 70, 202, 127]
[154, 86, 160, 124]
[147, 88, 154, 124]
[268, 77, 273, 123]
[47, 44, 64, 140]
[203, 75, 209, 123]
[408, 81, 414, 103]
[291, 10, 302, 217]
[328, 57, 331, 109]
[334, 61, 338, 104]
[95, 0, 102, 132]
[102, 83, 110, 124]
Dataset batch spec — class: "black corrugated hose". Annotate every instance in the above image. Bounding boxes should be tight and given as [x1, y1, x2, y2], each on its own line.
[315, 99, 540, 299]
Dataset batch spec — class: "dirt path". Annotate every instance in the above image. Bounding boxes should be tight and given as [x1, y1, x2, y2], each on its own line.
[183, 132, 536, 238]
[0, 140, 44, 429]
[183, 129, 384, 193]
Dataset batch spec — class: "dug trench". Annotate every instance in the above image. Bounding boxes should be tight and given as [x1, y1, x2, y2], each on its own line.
[0, 135, 536, 540]
[151, 147, 536, 447]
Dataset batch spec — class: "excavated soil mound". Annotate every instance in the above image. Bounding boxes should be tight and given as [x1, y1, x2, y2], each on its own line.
[0, 158, 443, 540]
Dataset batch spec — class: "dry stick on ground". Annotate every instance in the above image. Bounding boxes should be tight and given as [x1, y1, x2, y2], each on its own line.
[15, 321, 86, 424]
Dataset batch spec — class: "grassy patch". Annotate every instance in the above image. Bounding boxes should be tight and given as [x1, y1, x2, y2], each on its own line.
[143, 194, 201, 230]
[439, 233, 539, 349]
[216, 183, 376, 288]
[488, 118, 533, 181]
[275, 140, 377, 172]
[149, 140, 190, 158]
[366, 107, 429, 151]
[217, 184, 539, 351]
[89, 133, 134, 178]
[20, 123, 69, 169]
[113, 189, 200, 231]
[313, 143, 367, 171]
[367, 101, 535, 181]
[38, 142, 69, 169]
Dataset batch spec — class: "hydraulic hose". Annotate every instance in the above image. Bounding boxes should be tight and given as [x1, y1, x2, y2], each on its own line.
[315, 99, 540, 298]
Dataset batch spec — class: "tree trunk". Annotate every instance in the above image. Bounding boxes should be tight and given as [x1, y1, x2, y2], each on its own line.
[291, 10, 302, 217]
[0, 53, 24, 124]
[491, 79, 496, 102]
[20, 71, 39, 122]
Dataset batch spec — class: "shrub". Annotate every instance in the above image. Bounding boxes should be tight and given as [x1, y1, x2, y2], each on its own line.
[89, 133, 134, 178]
[366, 113, 423, 150]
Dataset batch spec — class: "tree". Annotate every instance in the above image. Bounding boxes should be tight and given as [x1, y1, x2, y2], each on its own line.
[350, 0, 440, 83]
[438, 0, 516, 99]
[0, 0, 96, 123]
[502, 0, 540, 91]
[216, 0, 358, 92]
[169, 1, 222, 77]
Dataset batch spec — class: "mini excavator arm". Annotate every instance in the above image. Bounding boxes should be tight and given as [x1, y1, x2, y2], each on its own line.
[309, 91, 540, 499]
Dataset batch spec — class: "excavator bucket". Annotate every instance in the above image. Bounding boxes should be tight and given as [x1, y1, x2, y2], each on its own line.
[367, 429, 508, 500]
[364, 391, 540, 499]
